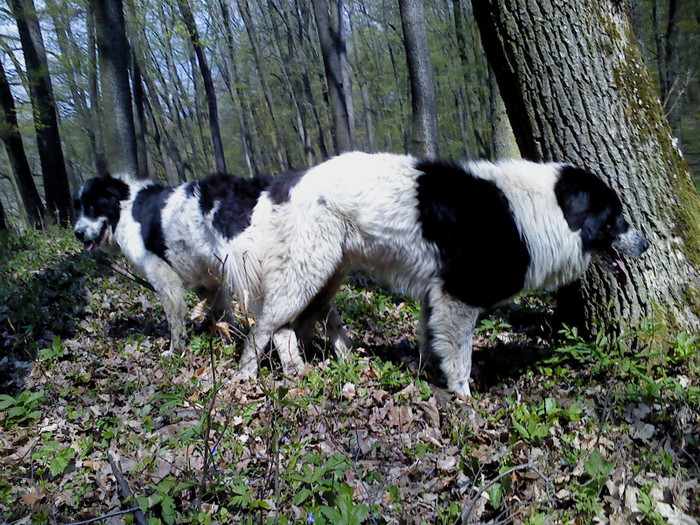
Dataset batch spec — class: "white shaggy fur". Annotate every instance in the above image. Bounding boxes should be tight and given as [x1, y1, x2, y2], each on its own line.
[238, 152, 645, 395]
[74, 174, 350, 370]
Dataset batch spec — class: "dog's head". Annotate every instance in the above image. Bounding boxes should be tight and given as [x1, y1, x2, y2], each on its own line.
[555, 166, 649, 275]
[73, 175, 130, 254]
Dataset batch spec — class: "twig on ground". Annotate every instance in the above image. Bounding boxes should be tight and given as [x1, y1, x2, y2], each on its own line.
[96, 257, 156, 293]
[64, 506, 141, 525]
[460, 462, 535, 524]
[108, 451, 148, 525]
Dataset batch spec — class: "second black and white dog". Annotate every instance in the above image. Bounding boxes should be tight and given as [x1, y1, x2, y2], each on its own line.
[73, 172, 350, 370]
[239, 152, 649, 395]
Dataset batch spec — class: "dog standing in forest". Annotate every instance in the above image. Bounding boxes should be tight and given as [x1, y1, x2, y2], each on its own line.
[73, 172, 350, 368]
[237, 152, 649, 395]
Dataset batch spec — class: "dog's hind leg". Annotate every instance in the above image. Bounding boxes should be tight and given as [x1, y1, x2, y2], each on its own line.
[420, 283, 479, 396]
[238, 244, 346, 379]
[146, 261, 188, 358]
[293, 270, 351, 360]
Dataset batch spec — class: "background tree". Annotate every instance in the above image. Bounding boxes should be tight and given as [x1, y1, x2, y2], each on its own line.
[93, 0, 140, 178]
[176, 0, 226, 173]
[311, 0, 354, 153]
[0, 58, 44, 228]
[8, 0, 72, 225]
[399, 0, 439, 157]
[473, 0, 700, 335]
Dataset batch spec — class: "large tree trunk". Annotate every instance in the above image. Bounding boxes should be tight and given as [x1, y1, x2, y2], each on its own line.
[9, 0, 73, 226]
[473, 0, 700, 335]
[399, 0, 439, 158]
[176, 0, 227, 173]
[0, 59, 45, 229]
[311, 0, 354, 153]
[93, 0, 140, 177]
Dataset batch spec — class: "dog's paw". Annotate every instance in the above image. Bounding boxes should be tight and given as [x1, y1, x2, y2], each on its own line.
[281, 360, 311, 378]
[161, 349, 175, 359]
[237, 361, 259, 381]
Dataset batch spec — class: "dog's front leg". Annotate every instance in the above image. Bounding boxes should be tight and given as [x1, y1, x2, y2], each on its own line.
[420, 285, 479, 397]
[146, 261, 187, 358]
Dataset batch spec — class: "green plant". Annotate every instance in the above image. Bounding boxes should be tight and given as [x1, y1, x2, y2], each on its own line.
[137, 476, 195, 525]
[571, 449, 615, 518]
[668, 332, 699, 365]
[0, 390, 45, 428]
[476, 317, 512, 343]
[509, 401, 550, 443]
[32, 441, 76, 476]
[318, 483, 369, 525]
[288, 453, 353, 509]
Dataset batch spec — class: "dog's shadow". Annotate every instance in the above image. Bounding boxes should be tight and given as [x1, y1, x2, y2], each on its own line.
[0, 244, 105, 395]
[314, 289, 558, 394]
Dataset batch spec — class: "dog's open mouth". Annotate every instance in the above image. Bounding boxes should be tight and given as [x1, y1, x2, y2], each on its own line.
[83, 223, 107, 252]
[599, 248, 629, 280]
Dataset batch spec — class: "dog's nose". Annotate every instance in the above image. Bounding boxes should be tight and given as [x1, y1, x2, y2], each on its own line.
[74, 229, 85, 241]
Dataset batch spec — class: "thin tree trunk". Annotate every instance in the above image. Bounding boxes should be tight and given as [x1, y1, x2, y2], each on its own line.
[348, 4, 376, 152]
[217, 0, 257, 175]
[473, 0, 700, 335]
[176, 0, 227, 173]
[236, 0, 290, 168]
[489, 68, 520, 159]
[48, 2, 102, 180]
[86, 1, 108, 177]
[131, 52, 149, 179]
[399, 0, 439, 157]
[0, 194, 7, 230]
[0, 59, 44, 229]
[93, 0, 140, 177]
[9, 0, 73, 225]
[264, 2, 311, 165]
[311, 0, 354, 153]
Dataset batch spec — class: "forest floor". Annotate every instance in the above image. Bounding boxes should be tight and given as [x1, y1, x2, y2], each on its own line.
[0, 227, 698, 524]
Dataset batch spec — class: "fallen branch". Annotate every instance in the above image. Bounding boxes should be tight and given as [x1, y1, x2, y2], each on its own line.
[108, 451, 148, 525]
[65, 506, 141, 525]
[96, 256, 156, 293]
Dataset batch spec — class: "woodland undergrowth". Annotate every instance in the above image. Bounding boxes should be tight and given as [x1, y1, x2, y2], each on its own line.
[0, 227, 698, 524]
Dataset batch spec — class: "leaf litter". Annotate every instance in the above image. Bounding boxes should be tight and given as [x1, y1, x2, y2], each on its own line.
[0, 229, 698, 523]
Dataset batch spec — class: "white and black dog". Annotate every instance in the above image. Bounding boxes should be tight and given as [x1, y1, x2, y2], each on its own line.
[239, 152, 649, 395]
[73, 172, 350, 369]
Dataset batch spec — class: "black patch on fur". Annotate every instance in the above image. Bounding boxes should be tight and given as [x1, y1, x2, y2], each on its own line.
[197, 173, 271, 239]
[416, 160, 531, 309]
[132, 184, 173, 262]
[267, 169, 306, 204]
[554, 166, 628, 252]
[74, 175, 130, 230]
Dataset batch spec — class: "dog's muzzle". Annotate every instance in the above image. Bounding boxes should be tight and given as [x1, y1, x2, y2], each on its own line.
[612, 227, 649, 258]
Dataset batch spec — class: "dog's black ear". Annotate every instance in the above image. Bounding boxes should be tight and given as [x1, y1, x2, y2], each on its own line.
[103, 175, 130, 202]
[554, 166, 619, 231]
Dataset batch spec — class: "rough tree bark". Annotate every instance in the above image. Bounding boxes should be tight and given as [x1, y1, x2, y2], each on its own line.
[399, 0, 439, 158]
[93, 0, 140, 177]
[0, 59, 45, 229]
[311, 0, 354, 153]
[9, 0, 73, 225]
[473, 0, 700, 335]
